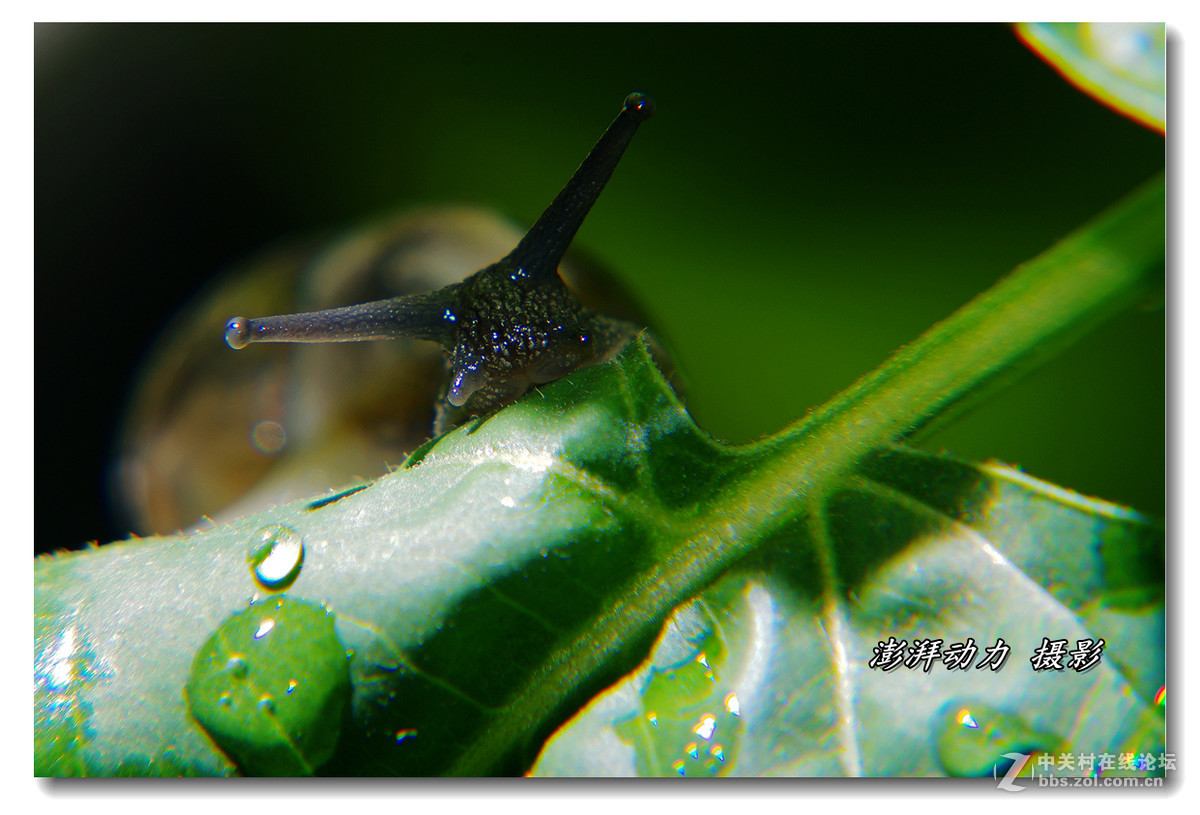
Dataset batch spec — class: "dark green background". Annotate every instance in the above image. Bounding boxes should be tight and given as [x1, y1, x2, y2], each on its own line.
[35, 23, 1165, 553]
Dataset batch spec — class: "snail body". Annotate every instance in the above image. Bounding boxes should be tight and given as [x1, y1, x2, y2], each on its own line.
[115, 93, 663, 534]
[226, 92, 656, 434]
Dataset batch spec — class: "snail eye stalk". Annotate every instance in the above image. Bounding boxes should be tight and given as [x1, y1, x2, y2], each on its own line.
[224, 290, 456, 350]
[224, 93, 655, 427]
[504, 91, 655, 282]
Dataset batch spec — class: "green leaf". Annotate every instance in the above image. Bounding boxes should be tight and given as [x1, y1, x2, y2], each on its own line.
[1017, 23, 1165, 133]
[35, 176, 1164, 776]
[31, 349, 1166, 777]
[531, 446, 1164, 776]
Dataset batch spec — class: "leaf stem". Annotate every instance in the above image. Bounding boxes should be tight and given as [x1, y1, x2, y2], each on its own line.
[736, 172, 1165, 519]
[455, 175, 1164, 776]
[678, 171, 1166, 660]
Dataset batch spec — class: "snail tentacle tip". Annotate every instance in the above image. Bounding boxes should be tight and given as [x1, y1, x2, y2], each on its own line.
[623, 92, 655, 122]
[225, 317, 252, 350]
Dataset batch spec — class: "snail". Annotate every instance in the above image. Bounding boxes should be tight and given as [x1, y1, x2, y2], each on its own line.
[113, 93, 668, 535]
[224, 92, 656, 434]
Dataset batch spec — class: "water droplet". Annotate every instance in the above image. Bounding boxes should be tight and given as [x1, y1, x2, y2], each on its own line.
[157, 745, 186, 775]
[1154, 685, 1166, 706]
[185, 596, 351, 776]
[247, 525, 304, 592]
[254, 619, 275, 640]
[935, 701, 1062, 777]
[672, 760, 686, 776]
[606, 597, 748, 778]
[250, 420, 287, 454]
[500, 495, 515, 508]
[394, 728, 418, 744]
[225, 655, 248, 678]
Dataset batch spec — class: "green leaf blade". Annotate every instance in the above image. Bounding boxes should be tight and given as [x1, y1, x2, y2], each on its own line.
[34, 342, 742, 776]
[35, 176, 1165, 776]
[534, 446, 1163, 777]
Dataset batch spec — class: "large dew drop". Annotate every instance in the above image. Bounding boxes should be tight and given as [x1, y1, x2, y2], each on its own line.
[609, 601, 744, 777]
[184, 596, 350, 776]
[247, 525, 304, 592]
[934, 700, 1062, 777]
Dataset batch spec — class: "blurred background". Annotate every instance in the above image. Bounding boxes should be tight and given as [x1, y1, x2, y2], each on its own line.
[35, 23, 1165, 554]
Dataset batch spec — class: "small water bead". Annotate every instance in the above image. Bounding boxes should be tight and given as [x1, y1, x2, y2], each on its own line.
[374, 657, 400, 673]
[157, 746, 187, 776]
[257, 695, 276, 715]
[609, 600, 746, 777]
[247, 525, 304, 592]
[225, 655, 248, 679]
[394, 728, 418, 745]
[934, 701, 1062, 777]
[224, 317, 251, 350]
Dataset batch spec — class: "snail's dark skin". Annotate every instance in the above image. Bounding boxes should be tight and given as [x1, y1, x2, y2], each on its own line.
[226, 92, 655, 433]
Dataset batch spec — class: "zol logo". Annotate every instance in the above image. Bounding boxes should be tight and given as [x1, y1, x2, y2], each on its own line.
[995, 752, 1032, 791]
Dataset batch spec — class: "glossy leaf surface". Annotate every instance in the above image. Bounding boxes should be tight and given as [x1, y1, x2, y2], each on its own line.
[34, 175, 1165, 776]
[532, 447, 1164, 776]
[33, 344, 1165, 777]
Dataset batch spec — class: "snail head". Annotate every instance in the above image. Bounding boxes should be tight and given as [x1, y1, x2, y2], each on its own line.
[225, 92, 655, 433]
